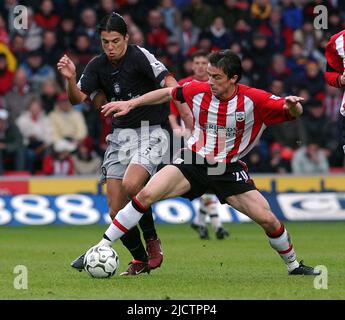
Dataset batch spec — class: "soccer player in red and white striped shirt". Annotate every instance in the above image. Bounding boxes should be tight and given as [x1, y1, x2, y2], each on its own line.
[325, 29, 345, 154]
[170, 50, 229, 240]
[100, 50, 319, 275]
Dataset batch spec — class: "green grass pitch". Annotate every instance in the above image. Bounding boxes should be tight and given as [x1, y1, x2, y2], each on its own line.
[1, 222, 344, 300]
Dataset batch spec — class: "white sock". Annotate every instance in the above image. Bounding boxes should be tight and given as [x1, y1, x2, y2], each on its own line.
[198, 199, 207, 227]
[268, 226, 299, 271]
[99, 201, 145, 245]
[204, 194, 221, 231]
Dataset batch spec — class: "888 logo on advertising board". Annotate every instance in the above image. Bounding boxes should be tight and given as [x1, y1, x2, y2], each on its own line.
[0, 194, 109, 226]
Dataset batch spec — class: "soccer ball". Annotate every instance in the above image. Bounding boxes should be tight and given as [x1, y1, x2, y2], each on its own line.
[83, 245, 119, 278]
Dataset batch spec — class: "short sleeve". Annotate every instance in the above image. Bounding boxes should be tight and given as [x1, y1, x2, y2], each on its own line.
[246, 88, 293, 126]
[77, 59, 99, 97]
[135, 46, 169, 87]
[171, 81, 208, 107]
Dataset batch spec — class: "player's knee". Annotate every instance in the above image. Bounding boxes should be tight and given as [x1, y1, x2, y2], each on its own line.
[122, 180, 142, 197]
[258, 208, 280, 231]
[137, 188, 154, 207]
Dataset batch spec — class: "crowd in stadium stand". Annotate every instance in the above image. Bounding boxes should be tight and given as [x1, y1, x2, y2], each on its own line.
[0, 0, 344, 176]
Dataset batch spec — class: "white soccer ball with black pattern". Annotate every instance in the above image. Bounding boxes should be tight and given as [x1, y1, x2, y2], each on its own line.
[83, 245, 119, 278]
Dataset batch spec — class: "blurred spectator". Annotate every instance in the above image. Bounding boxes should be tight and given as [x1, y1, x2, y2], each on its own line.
[229, 42, 242, 57]
[181, 56, 193, 77]
[241, 55, 258, 86]
[9, 33, 27, 64]
[209, 16, 232, 49]
[182, 0, 213, 31]
[268, 142, 291, 173]
[286, 41, 308, 77]
[0, 109, 25, 174]
[301, 99, 338, 159]
[4, 68, 35, 122]
[0, 14, 9, 45]
[293, 20, 323, 58]
[72, 136, 101, 175]
[232, 19, 252, 52]
[56, 15, 76, 51]
[244, 146, 270, 173]
[129, 26, 146, 47]
[20, 49, 56, 91]
[215, 0, 249, 30]
[165, 36, 185, 79]
[72, 32, 95, 68]
[267, 54, 291, 86]
[269, 79, 286, 97]
[60, 0, 86, 25]
[120, 0, 150, 29]
[42, 138, 75, 176]
[0, 53, 14, 96]
[266, 115, 305, 150]
[187, 31, 219, 56]
[145, 9, 171, 54]
[40, 79, 61, 114]
[257, 7, 293, 55]
[281, 0, 303, 31]
[291, 142, 329, 174]
[159, 0, 181, 34]
[49, 92, 88, 145]
[40, 30, 63, 67]
[294, 61, 325, 100]
[296, 86, 311, 104]
[76, 7, 100, 54]
[245, 32, 272, 89]
[174, 15, 200, 56]
[326, 9, 343, 36]
[16, 97, 53, 174]
[34, 0, 60, 30]
[96, 0, 118, 20]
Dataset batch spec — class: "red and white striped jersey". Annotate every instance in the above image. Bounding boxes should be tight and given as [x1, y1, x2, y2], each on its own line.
[325, 29, 345, 88]
[172, 81, 294, 163]
[325, 30, 345, 116]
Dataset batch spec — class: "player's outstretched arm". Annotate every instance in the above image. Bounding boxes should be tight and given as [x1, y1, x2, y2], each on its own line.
[284, 96, 304, 118]
[101, 87, 174, 117]
[57, 54, 87, 105]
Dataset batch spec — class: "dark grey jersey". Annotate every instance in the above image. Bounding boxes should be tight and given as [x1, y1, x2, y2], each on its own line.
[77, 44, 170, 128]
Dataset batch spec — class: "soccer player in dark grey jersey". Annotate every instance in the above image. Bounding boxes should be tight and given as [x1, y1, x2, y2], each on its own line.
[57, 12, 192, 276]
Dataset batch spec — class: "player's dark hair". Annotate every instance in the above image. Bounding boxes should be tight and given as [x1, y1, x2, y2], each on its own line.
[191, 50, 209, 60]
[208, 50, 242, 83]
[97, 12, 128, 36]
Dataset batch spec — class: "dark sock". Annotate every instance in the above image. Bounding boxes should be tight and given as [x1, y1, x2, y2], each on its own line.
[139, 207, 157, 241]
[120, 226, 148, 262]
